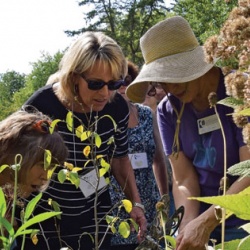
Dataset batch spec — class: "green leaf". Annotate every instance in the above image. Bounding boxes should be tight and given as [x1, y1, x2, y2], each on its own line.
[75, 125, 84, 138]
[50, 200, 61, 220]
[66, 111, 73, 132]
[24, 193, 42, 221]
[228, 160, 250, 179]
[94, 132, 102, 148]
[58, 169, 67, 183]
[15, 211, 61, 236]
[98, 115, 117, 131]
[0, 188, 7, 217]
[121, 199, 132, 213]
[217, 97, 244, 108]
[0, 164, 9, 173]
[49, 119, 61, 134]
[69, 171, 80, 188]
[128, 218, 138, 232]
[44, 149, 52, 170]
[81, 131, 92, 141]
[118, 221, 130, 238]
[238, 108, 250, 116]
[0, 216, 15, 237]
[164, 235, 176, 248]
[215, 238, 250, 250]
[189, 187, 250, 220]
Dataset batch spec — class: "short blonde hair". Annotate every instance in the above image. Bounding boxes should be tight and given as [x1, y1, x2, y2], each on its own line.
[52, 32, 127, 103]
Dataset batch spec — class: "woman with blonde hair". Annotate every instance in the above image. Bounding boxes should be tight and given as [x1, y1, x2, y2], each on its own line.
[14, 32, 146, 250]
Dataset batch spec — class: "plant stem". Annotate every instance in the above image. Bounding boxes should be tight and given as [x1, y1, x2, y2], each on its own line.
[214, 106, 226, 250]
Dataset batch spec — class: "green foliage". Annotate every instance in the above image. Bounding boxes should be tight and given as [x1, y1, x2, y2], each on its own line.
[0, 71, 25, 120]
[66, 0, 168, 65]
[171, 0, 238, 44]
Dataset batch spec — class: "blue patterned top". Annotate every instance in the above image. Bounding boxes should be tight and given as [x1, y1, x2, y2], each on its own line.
[109, 103, 161, 245]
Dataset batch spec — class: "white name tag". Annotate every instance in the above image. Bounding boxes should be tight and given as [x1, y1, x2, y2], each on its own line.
[197, 114, 221, 135]
[129, 152, 148, 169]
[79, 169, 107, 198]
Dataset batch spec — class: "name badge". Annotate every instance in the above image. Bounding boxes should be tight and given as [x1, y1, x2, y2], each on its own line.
[128, 152, 148, 169]
[197, 114, 221, 135]
[79, 169, 107, 198]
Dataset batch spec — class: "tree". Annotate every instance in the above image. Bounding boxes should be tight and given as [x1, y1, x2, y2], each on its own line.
[65, 0, 169, 66]
[0, 51, 64, 119]
[171, 0, 238, 44]
[0, 71, 25, 119]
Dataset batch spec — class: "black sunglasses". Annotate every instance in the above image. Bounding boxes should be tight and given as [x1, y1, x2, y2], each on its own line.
[80, 75, 125, 91]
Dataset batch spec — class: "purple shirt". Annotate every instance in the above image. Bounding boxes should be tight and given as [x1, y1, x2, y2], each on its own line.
[157, 70, 245, 227]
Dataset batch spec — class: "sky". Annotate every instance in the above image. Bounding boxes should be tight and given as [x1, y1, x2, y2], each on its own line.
[0, 0, 173, 75]
[0, 0, 84, 74]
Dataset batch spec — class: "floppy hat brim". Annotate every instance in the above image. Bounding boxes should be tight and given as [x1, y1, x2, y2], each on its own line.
[126, 46, 217, 103]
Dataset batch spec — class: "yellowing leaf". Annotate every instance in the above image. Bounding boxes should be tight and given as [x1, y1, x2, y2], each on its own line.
[118, 221, 130, 238]
[50, 119, 61, 134]
[0, 164, 9, 173]
[83, 146, 91, 157]
[81, 131, 92, 141]
[94, 132, 102, 148]
[44, 150, 52, 170]
[31, 234, 38, 245]
[75, 125, 84, 138]
[66, 111, 73, 132]
[64, 162, 74, 170]
[122, 199, 132, 213]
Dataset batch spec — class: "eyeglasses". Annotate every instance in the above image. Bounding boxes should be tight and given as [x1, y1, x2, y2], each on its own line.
[147, 82, 163, 97]
[80, 75, 125, 91]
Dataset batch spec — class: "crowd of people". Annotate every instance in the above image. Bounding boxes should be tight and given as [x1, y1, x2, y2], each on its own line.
[0, 14, 249, 250]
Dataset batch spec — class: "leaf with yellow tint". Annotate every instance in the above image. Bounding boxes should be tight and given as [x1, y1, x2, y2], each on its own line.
[122, 199, 132, 213]
[66, 111, 73, 132]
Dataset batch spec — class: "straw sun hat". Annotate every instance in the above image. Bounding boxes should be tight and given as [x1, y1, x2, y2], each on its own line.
[126, 16, 216, 103]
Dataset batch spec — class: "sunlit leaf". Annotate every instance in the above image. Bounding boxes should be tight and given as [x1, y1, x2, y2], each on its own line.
[49, 200, 61, 219]
[83, 146, 91, 157]
[44, 150, 52, 170]
[118, 221, 130, 238]
[0, 164, 9, 173]
[0, 188, 6, 217]
[49, 119, 61, 134]
[24, 193, 42, 220]
[81, 131, 92, 141]
[215, 239, 248, 250]
[164, 235, 176, 248]
[121, 199, 132, 213]
[106, 215, 115, 224]
[75, 125, 84, 139]
[15, 212, 61, 237]
[0, 216, 14, 237]
[217, 97, 244, 108]
[69, 172, 80, 188]
[189, 187, 250, 220]
[58, 169, 68, 183]
[47, 165, 58, 179]
[64, 162, 74, 170]
[94, 133, 102, 148]
[105, 177, 110, 185]
[66, 111, 73, 132]
[107, 136, 115, 145]
[238, 108, 250, 116]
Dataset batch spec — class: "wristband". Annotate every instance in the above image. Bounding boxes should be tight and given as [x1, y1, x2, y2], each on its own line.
[133, 202, 145, 213]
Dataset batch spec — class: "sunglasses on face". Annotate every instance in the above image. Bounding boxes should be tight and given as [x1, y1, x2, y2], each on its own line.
[80, 75, 125, 91]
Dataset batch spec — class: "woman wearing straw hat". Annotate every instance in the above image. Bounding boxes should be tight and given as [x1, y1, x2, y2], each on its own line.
[126, 16, 250, 249]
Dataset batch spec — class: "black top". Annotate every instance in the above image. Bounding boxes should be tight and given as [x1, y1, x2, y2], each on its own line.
[15, 84, 129, 250]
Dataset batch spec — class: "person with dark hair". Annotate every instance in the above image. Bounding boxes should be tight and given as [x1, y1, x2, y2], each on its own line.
[14, 32, 146, 250]
[0, 108, 68, 199]
[126, 16, 250, 249]
[109, 61, 168, 249]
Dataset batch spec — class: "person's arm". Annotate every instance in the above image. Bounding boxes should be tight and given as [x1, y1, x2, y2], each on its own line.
[169, 151, 201, 231]
[111, 156, 147, 240]
[176, 145, 250, 250]
[152, 111, 169, 196]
